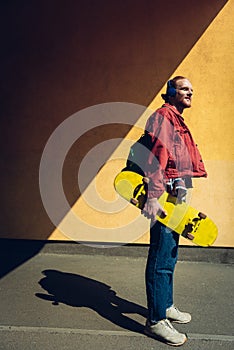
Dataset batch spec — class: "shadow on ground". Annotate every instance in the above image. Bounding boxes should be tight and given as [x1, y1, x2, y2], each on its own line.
[36, 269, 147, 334]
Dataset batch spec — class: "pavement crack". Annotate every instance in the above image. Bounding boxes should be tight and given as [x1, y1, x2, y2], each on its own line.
[0, 326, 233, 342]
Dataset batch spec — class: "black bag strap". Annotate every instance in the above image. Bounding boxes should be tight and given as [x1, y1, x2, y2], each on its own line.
[145, 109, 164, 150]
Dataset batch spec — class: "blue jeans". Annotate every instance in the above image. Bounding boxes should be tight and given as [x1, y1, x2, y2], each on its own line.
[145, 221, 179, 323]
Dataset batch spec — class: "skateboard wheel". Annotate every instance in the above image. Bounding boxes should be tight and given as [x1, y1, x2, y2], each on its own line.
[142, 177, 150, 184]
[130, 198, 139, 206]
[198, 212, 207, 219]
[186, 233, 195, 240]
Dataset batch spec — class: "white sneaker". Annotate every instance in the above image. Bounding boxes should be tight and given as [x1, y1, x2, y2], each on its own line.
[166, 305, 191, 324]
[144, 319, 187, 346]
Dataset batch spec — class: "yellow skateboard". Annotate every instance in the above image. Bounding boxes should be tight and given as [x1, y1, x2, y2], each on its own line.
[114, 170, 218, 247]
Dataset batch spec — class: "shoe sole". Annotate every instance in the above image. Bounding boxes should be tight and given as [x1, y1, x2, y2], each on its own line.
[168, 318, 191, 324]
[144, 328, 188, 347]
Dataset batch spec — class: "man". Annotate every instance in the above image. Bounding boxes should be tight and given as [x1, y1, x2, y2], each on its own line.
[142, 76, 207, 346]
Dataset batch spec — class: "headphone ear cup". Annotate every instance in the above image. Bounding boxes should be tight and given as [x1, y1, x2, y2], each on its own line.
[167, 80, 177, 97]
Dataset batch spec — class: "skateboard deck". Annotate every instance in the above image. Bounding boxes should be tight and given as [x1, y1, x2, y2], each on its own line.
[114, 170, 218, 247]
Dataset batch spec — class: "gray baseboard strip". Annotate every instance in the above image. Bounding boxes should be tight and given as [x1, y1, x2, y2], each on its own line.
[0, 239, 233, 264]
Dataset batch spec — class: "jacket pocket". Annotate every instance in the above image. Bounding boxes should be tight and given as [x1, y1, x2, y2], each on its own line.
[173, 130, 192, 172]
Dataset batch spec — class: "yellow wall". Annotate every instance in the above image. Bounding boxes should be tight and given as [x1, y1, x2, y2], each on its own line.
[147, 0, 234, 247]
[1, 1, 233, 247]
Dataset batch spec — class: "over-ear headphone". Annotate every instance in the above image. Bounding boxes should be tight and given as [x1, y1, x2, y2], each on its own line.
[167, 80, 177, 97]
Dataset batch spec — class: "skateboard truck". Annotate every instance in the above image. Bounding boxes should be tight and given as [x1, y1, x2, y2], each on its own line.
[130, 177, 149, 208]
[182, 212, 207, 240]
[182, 223, 195, 240]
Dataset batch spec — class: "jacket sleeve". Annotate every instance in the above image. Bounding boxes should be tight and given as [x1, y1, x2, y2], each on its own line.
[144, 110, 174, 198]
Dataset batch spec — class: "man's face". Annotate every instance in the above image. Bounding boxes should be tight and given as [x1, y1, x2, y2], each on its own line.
[174, 79, 193, 110]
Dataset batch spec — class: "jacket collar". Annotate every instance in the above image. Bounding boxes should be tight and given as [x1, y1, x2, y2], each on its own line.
[162, 103, 184, 120]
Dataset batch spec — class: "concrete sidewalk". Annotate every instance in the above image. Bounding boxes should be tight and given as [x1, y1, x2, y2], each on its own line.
[0, 247, 233, 350]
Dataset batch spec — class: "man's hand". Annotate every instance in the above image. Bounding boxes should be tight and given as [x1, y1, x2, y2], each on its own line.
[172, 178, 187, 202]
[141, 197, 167, 221]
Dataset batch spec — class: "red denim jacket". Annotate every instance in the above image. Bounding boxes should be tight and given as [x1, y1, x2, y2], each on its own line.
[144, 103, 207, 198]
